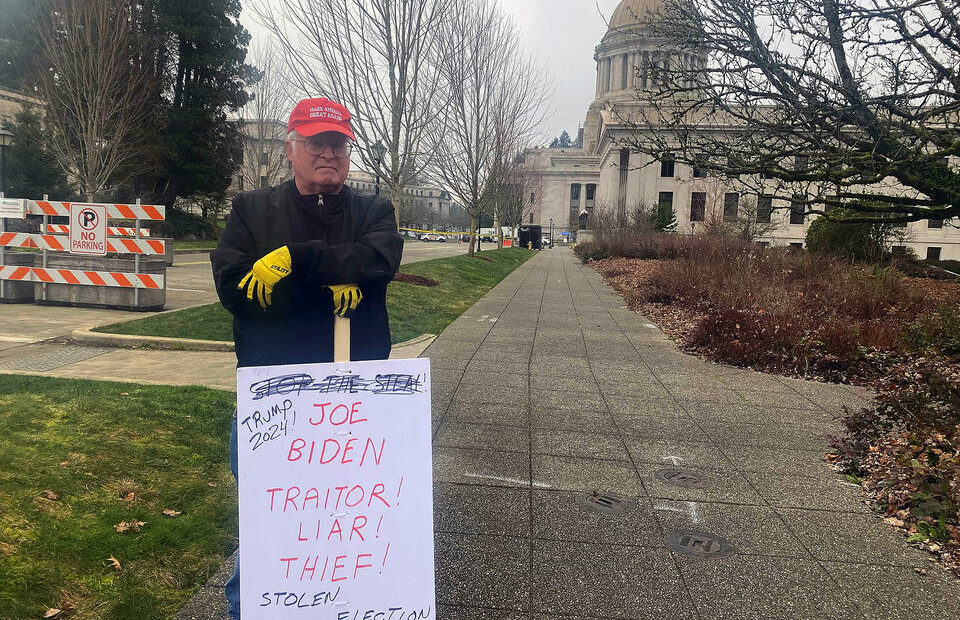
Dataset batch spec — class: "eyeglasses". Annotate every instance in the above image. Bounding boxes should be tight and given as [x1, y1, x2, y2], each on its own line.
[290, 138, 353, 158]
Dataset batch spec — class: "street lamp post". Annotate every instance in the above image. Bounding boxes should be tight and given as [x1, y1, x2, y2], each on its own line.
[371, 141, 387, 195]
[0, 128, 12, 301]
[548, 218, 553, 249]
[0, 128, 13, 196]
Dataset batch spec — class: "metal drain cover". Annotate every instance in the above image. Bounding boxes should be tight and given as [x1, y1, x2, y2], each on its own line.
[665, 530, 735, 558]
[654, 468, 707, 489]
[576, 492, 634, 514]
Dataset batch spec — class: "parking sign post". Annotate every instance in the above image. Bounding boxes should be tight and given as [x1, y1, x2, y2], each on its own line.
[69, 204, 107, 256]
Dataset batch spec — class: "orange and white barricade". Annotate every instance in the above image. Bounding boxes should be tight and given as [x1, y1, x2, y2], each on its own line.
[46, 224, 152, 237]
[0, 197, 166, 296]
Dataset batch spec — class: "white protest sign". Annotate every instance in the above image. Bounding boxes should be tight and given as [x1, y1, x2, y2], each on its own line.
[237, 358, 435, 619]
[0, 198, 25, 219]
[69, 203, 107, 255]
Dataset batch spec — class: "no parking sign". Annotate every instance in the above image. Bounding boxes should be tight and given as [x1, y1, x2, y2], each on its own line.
[69, 203, 107, 255]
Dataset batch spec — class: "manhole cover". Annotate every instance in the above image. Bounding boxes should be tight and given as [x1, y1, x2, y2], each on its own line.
[654, 468, 707, 489]
[665, 530, 735, 558]
[576, 492, 634, 514]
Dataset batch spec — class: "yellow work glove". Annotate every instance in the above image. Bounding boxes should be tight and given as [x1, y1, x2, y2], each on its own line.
[328, 284, 362, 318]
[237, 246, 292, 309]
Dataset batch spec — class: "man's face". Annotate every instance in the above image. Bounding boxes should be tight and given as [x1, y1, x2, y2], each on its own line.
[286, 131, 351, 194]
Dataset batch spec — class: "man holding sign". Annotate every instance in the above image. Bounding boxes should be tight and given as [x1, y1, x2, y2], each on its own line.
[212, 97, 404, 619]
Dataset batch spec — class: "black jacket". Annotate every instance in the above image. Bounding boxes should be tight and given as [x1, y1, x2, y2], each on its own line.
[211, 181, 403, 368]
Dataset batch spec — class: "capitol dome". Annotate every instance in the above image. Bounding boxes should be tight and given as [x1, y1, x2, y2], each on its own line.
[609, 0, 665, 30]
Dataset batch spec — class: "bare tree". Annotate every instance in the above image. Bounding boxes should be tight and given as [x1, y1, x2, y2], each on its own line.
[250, 0, 452, 225]
[431, 0, 551, 255]
[397, 197, 432, 231]
[727, 196, 781, 242]
[36, 0, 156, 201]
[236, 42, 294, 193]
[695, 192, 781, 242]
[620, 0, 960, 225]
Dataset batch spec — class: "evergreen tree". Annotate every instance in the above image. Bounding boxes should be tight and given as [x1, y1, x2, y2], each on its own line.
[4, 108, 74, 200]
[0, 0, 50, 91]
[805, 209, 890, 263]
[150, 0, 255, 207]
[548, 130, 573, 149]
[652, 203, 678, 232]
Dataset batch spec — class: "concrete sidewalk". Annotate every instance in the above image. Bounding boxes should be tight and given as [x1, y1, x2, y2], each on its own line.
[428, 248, 958, 619]
[173, 247, 960, 619]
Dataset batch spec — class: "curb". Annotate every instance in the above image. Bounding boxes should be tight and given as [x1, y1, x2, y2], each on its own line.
[71, 328, 235, 352]
[71, 328, 436, 354]
[0, 368, 235, 392]
[392, 333, 436, 348]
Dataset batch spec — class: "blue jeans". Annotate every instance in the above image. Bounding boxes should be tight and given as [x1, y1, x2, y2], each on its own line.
[226, 415, 240, 619]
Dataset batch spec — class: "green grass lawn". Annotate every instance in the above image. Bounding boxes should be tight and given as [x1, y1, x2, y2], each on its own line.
[172, 240, 219, 252]
[0, 376, 237, 620]
[94, 247, 536, 344]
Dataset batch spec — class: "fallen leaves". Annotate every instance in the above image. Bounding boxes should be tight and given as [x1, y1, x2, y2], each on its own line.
[106, 556, 122, 570]
[114, 520, 145, 533]
[43, 603, 75, 619]
[120, 492, 135, 502]
[883, 517, 905, 528]
[161, 509, 181, 518]
[41, 490, 59, 501]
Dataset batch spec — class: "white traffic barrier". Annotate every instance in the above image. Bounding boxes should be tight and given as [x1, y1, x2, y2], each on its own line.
[0, 233, 165, 255]
[46, 224, 152, 237]
[27, 200, 165, 220]
[0, 265, 164, 289]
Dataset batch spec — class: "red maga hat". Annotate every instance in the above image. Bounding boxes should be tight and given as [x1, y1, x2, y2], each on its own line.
[287, 97, 355, 140]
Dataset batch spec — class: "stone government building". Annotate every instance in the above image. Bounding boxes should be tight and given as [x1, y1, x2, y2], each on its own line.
[524, 0, 960, 261]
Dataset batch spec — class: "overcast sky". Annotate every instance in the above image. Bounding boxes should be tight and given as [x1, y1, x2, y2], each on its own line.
[239, 0, 624, 143]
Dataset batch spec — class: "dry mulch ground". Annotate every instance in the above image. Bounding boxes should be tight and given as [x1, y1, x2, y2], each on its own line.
[593, 257, 708, 347]
[393, 272, 440, 287]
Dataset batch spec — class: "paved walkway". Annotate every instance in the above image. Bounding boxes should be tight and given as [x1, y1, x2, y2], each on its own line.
[424, 249, 959, 619]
